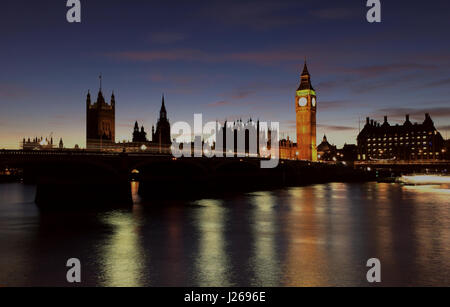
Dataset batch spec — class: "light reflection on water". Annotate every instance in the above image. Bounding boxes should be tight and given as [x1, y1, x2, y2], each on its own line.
[0, 182, 449, 286]
[193, 199, 231, 286]
[98, 210, 146, 287]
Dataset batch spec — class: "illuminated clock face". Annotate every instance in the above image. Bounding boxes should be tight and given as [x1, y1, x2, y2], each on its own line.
[312, 97, 316, 107]
[298, 97, 307, 107]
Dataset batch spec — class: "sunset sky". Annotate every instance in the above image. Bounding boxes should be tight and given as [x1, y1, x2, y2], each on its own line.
[1, 0, 449, 149]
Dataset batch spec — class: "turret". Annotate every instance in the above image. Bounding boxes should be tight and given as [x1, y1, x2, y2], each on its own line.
[423, 113, 433, 126]
[97, 90, 106, 106]
[86, 90, 91, 106]
[111, 91, 115, 108]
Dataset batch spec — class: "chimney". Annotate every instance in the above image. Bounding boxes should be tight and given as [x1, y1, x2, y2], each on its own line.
[366, 117, 370, 125]
[384, 116, 388, 123]
[406, 114, 410, 122]
[370, 119, 374, 126]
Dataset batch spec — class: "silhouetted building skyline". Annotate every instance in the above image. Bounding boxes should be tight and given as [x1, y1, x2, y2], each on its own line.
[357, 114, 445, 161]
[121, 95, 172, 153]
[86, 77, 116, 150]
[317, 135, 337, 161]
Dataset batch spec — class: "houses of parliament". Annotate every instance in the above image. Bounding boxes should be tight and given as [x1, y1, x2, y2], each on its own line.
[23, 64, 447, 161]
[85, 81, 171, 152]
[82, 63, 319, 160]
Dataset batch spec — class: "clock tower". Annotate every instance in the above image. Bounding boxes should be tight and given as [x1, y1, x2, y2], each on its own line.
[295, 61, 317, 161]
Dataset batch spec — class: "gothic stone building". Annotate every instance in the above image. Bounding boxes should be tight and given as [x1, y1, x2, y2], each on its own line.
[357, 114, 445, 161]
[279, 61, 318, 161]
[128, 95, 171, 152]
[86, 89, 115, 150]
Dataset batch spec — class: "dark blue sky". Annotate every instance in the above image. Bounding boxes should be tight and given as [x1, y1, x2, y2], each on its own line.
[1, 0, 449, 148]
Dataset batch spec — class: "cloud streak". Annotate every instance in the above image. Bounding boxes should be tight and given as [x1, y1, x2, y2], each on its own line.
[317, 124, 357, 131]
[106, 49, 308, 65]
[343, 63, 436, 77]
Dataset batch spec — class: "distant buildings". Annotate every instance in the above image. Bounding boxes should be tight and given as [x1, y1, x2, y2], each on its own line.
[315, 135, 357, 162]
[125, 95, 172, 152]
[357, 114, 445, 161]
[22, 137, 54, 150]
[22, 137, 65, 151]
[317, 135, 337, 160]
[20, 70, 448, 163]
[339, 144, 358, 162]
[444, 140, 450, 160]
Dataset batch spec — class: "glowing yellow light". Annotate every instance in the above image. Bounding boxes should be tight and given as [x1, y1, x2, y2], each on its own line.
[400, 175, 450, 185]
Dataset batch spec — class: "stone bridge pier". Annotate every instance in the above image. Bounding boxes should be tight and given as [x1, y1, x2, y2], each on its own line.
[26, 160, 132, 210]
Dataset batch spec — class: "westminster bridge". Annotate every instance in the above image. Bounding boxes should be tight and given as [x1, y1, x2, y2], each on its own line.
[1, 149, 448, 209]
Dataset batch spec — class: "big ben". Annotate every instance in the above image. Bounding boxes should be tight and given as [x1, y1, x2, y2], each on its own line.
[295, 61, 317, 161]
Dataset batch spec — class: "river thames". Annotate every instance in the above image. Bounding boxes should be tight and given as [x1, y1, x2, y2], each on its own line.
[0, 181, 449, 286]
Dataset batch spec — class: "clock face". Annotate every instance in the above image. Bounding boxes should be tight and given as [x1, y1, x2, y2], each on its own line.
[298, 97, 307, 107]
[312, 97, 316, 107]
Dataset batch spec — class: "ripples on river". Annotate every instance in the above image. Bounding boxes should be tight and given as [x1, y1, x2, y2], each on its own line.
[0, 182, 449, 286]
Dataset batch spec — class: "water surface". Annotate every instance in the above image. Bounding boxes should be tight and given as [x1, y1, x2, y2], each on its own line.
[0, 182, 449, 286]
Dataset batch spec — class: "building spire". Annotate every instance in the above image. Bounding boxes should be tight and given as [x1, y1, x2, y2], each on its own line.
[302, 58, 310, 76]
[160, 94, 167, 120]
[99, 74, 102, 92]
[297, 59, 314, 91]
